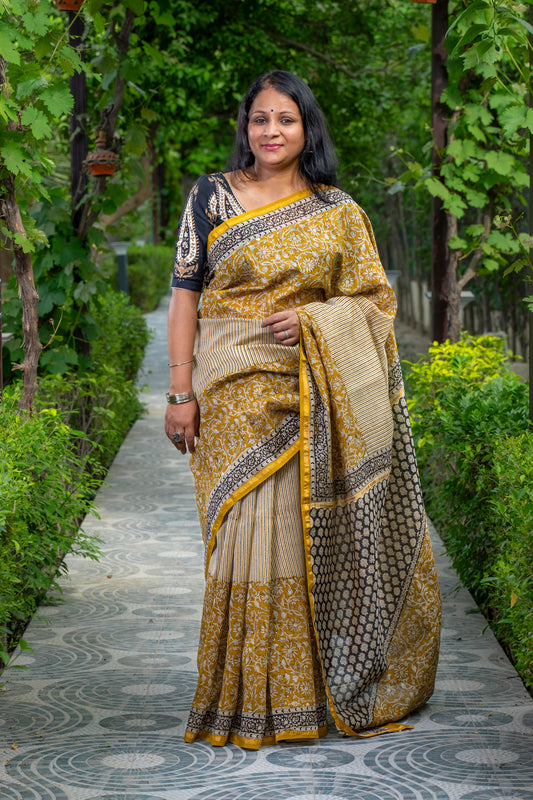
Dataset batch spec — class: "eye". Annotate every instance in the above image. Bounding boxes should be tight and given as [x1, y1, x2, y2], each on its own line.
[281, 117, 295, 124]
[251, 116, 266, 124]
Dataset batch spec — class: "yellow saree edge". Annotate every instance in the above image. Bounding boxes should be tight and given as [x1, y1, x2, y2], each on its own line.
[299, 343, 357, 736]
[308, 470, 391, 512]
[207, 187, 314, 249]
[298, 342, 314, 598]
[298, 340, 347, 729]
[339, 722, 414, 738]
[204, 438, 301, 577]
[185, 725, 329, 749]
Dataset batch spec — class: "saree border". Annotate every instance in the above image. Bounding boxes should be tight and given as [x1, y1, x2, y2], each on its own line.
[204, 419, 301, 575]
[207, 187, 314, 250]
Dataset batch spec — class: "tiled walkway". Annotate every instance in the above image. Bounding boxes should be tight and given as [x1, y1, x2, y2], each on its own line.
[1, 301, 532, 800]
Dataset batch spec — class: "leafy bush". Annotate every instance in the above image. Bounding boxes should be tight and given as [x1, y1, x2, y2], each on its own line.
[405, 334, 514, 423]
[36, 366, 145, 473]
[0, 389, 102, 667]
[483, 434, 533, 690]
[0, 287, 151, 669]
[405, 334, 532, 692]
[91, 288, 152, 381]
[1, 231, 157, 379]
[36, 288, 151, 471]
[104, 244, 173, 313]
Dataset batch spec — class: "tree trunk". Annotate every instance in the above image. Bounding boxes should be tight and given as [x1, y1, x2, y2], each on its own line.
[68, 8, 88, 232]
[431, 0, 450, 343]
[0, 184, 41, 412]
[446, 207, 492, 343]
[446, 211, 461, 342]
[149, 137, 159, 245]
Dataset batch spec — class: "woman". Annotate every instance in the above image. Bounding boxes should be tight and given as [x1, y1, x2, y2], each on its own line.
[165, 70, 441, 749]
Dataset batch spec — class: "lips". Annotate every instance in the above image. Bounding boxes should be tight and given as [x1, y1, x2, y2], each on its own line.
[262, 144, 282, 150]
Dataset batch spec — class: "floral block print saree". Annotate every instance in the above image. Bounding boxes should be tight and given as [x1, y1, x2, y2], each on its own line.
[176, 175, 441, 749]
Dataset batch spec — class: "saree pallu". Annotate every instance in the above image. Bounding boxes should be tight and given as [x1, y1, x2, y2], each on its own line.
[184, 189, 441, 749]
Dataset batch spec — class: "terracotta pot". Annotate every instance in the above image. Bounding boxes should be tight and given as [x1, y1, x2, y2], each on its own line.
[55, 0, 86, 10]
[84, 133, 120, 177]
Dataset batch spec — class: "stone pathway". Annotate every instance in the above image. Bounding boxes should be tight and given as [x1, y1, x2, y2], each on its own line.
[1, 300, 532, 800]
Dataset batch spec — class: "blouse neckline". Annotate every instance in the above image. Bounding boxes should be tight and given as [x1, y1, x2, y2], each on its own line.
[215, 171, 312, 216]
[216, 172, 246, 213]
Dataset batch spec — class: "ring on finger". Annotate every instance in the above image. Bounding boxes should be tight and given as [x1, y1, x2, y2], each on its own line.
[173, 431, 184, 443]
[284, 329, 290, 340]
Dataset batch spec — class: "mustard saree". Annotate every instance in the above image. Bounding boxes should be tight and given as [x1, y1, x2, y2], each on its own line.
[178, 178, 441, 749]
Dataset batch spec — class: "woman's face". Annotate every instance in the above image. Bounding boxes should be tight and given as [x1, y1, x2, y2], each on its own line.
[247, 86, 306, 174]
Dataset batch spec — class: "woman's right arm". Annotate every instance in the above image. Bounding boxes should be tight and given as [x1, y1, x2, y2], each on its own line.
[164, 287, 201, 454]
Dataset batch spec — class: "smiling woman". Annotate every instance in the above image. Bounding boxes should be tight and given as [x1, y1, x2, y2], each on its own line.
[244, 87, 306, 182]
[164, 70, 441, 750]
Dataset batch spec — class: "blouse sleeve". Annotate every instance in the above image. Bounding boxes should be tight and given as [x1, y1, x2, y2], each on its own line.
[171, 176, 216, 292]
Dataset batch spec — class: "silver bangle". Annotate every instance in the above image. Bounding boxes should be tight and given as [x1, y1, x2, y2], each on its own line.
[166, 391, 195, 405]
[168, 359, 194, 367]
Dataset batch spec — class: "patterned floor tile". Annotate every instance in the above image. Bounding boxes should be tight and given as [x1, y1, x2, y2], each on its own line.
[6, 734, 257, 793]
[186, 772, 451, 800]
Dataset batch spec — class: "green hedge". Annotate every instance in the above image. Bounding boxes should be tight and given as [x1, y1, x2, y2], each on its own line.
[36, 290, 151, 471]
[105, 243, 174, 312]
[485, 434, 533, 687]
[0, 288, 151, 669]
[405, 334, 532, 692]
[0, 392, 102, 667]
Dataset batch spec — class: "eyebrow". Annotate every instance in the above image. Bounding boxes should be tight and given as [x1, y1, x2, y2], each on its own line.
[250, 108, 297, 114]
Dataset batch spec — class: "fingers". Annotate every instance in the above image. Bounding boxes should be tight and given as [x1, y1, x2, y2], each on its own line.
[165, 402, 199, 455]
[170, 429, 192, 454]
[168, 427, 197, 454]
[262, 310, 301, 345]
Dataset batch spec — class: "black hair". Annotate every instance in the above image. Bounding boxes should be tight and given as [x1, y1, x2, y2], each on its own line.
[228, 70, 339, 194]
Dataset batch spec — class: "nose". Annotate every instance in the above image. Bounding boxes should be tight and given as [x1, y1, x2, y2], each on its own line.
[263, 118, 280, 136]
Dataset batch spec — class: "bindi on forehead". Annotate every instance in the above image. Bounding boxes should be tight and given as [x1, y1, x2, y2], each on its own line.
[250, 107, 298, 115]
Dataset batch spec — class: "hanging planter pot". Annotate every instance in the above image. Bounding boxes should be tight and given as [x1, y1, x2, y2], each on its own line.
[84, 133, 120, 177]
[54, 0, 86, 10]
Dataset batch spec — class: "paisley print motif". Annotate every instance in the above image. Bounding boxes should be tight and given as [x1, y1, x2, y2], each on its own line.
[172, 173, 243, 290]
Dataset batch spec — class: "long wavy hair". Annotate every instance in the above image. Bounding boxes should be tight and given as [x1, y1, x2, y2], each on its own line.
[228, 70, 339, 194]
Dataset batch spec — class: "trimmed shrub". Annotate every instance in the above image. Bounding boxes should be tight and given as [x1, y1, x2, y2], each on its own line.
[36, 289, 151, 471]
[405, 334, 532, 692]
[483, 434, 533, 690]
[0, 389, 102, 667]
[91, 287, 152, 381]
[36, 366, 145, 473]
[0, 287, 151, 670]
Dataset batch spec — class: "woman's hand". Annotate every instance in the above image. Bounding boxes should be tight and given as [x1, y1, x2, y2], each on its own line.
[262, 309, 300, 345]
[165, 399, 200, 454]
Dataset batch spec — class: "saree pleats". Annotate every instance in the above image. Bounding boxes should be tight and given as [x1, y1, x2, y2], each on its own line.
[190, 318, 301, 571]
[185, 456, 328, 748]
